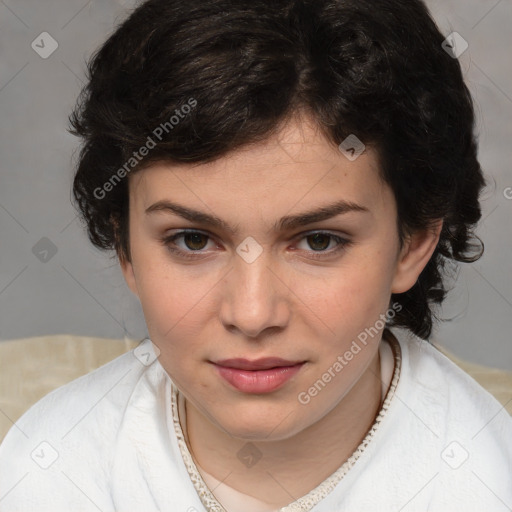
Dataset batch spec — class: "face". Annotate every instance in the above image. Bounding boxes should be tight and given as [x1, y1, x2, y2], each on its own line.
[120, 114, 439, 441]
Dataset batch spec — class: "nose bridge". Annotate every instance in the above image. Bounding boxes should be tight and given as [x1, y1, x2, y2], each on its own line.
[221, 243, 287, 336]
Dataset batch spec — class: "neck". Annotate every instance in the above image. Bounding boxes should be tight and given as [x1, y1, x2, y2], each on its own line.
[184, 345, 384, 507]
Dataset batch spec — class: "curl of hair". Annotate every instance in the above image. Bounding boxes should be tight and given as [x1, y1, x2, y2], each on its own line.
[69, 0, 486, 340]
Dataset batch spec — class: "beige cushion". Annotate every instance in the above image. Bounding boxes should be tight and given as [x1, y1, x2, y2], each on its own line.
[0, 335, 139, 443]
[433, 343, 512, 416]
[0, 335, 511, 443]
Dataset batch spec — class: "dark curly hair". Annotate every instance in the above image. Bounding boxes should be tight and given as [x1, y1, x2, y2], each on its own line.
[69, 0, 486, 341]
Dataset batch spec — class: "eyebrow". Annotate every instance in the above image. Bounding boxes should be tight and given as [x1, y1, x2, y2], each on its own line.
[145, 199, 369, 234]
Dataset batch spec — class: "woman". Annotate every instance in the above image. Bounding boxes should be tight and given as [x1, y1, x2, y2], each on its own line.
[1, 0, 511, 510]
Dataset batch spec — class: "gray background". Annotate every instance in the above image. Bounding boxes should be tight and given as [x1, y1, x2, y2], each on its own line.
[0, 0, 511, 369]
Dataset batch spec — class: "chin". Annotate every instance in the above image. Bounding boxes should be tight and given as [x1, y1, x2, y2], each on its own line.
[212, 406, 303, 442]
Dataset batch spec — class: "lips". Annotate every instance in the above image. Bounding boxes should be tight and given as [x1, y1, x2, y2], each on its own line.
[210, 357, 306, 393]
[213, 357, 304, 371]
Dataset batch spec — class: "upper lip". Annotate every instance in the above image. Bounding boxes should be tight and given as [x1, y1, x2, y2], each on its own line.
[212, 357, 304, 371]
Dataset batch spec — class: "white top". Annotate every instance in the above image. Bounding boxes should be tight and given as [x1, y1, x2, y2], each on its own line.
[0, 328, 511, 511]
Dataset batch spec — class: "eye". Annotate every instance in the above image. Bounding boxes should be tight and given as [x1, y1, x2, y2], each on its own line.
[159, 229, 351, 260]
[295, 231, 351, 260]
[160, 230, 215, 259]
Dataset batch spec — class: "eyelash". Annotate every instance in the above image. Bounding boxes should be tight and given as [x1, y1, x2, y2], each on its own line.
[159, 229, 351, 261]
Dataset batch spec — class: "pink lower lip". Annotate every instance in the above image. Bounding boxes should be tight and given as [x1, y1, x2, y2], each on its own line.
[213, 363, 305, 393]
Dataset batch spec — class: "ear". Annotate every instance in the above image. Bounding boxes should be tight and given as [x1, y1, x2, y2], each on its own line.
[119, 255, 139, 298]
[391, 220, 443, 294]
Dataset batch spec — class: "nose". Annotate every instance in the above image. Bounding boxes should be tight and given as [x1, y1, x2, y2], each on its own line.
[219, 248, 290, 339]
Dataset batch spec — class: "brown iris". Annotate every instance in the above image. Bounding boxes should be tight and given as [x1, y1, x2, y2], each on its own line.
[183, 232, 209, 251]
[306, 233, 331, 251]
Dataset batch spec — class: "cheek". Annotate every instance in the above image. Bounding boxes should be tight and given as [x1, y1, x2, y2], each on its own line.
[133, 262, 217, 376]
[132, 239, 206, 329]
[139, 276, 207, 344]
[299, 255, 396, 348]
[307, 259, 392, 313]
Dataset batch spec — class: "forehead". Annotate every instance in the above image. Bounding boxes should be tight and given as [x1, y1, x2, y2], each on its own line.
[128, 115, 389, 216]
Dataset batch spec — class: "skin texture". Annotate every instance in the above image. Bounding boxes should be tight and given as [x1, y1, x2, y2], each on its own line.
[120, 113, 442, 506]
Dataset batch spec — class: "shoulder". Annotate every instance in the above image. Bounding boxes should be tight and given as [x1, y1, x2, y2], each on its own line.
[400, 329, 512, 432]
[1, 339, 156, 442]
[391, 328, 512, 508]
[0, 339, 160, 511]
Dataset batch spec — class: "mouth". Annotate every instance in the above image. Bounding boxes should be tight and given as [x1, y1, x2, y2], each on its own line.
[212, 357, 304, 371]
[210, 357, 306, 393]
